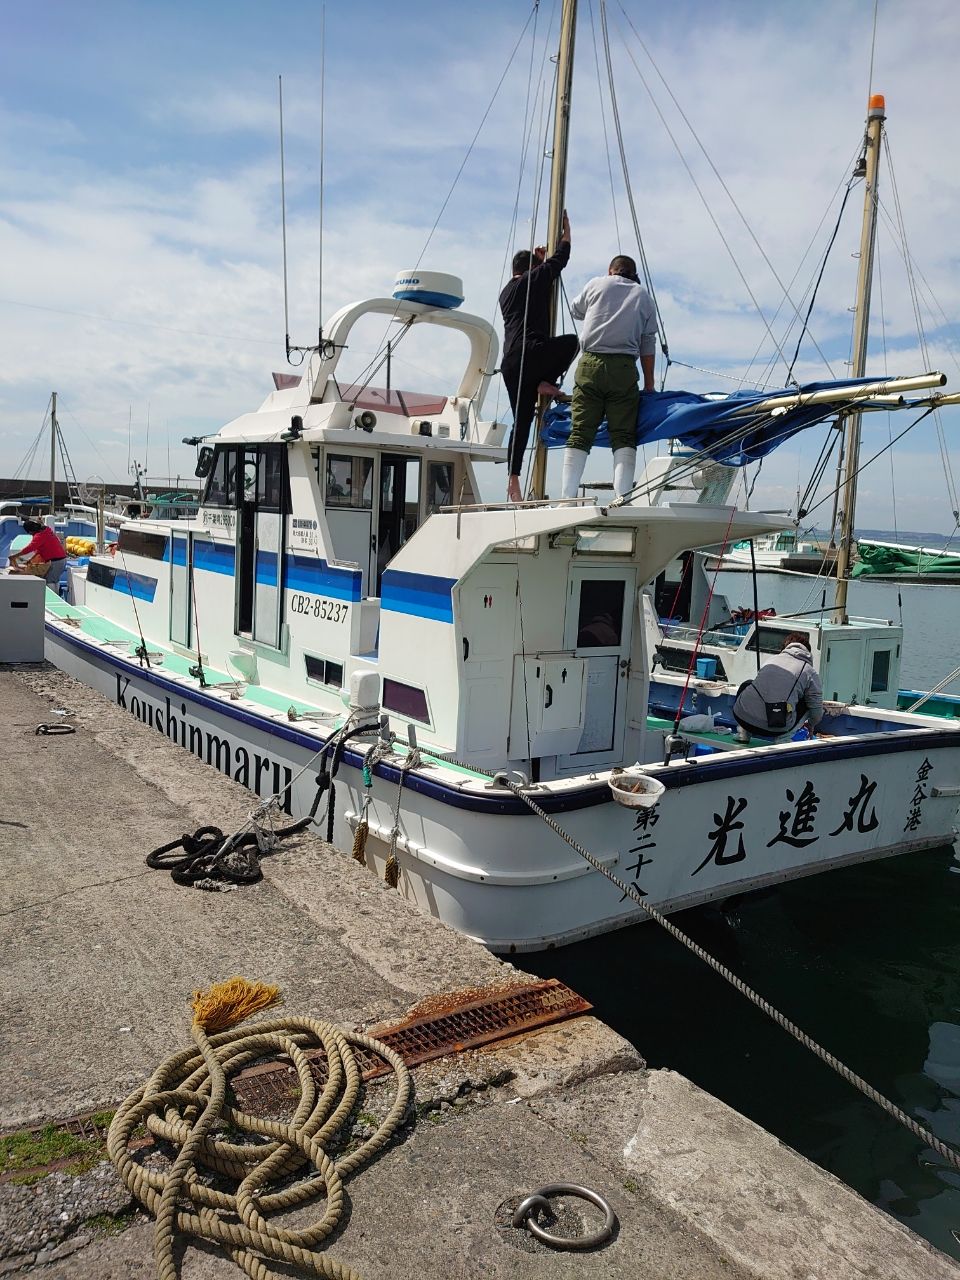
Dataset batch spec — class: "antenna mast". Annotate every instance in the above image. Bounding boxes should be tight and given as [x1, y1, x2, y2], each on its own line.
[50, 391, 57, 515]
[279, 75, 293, 363]
[529, 0, 577, 500]
[317, 5, 326, 351]
[833, 94, 886, 624]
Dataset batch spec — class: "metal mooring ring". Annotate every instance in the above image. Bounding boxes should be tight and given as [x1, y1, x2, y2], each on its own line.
[512, 1182, 617, 1251]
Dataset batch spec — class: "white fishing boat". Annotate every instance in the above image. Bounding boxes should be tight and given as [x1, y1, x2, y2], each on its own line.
[26, 3, 960, 952]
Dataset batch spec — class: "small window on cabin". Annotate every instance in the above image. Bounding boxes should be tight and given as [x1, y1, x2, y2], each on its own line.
[575, 528, 635, 555]
[871, 649, 891, 693]
[576, 579, 626, 648]
[304, 654, 344, 688]
[382, 678, 430, 724]
[117, 528, 168, 561]
[257, 447, 285, 510]
[203, 447, 238, 507]
[325, 454, 373, 509]
[427, 462, 454, 513]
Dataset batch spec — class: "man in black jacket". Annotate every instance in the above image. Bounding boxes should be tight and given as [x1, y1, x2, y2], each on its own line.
[499, 210, 577, 502]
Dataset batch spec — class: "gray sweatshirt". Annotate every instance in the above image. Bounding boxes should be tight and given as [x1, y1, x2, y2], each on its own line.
[733, 642, 824, 735]
[569, 275, 658, 358]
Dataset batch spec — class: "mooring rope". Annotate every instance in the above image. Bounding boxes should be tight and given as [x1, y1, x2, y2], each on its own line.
[108, 979, 412, 1280]
[498, 776, 960, 1174]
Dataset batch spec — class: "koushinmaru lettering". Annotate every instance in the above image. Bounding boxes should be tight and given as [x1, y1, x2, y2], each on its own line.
[114, 675, 293, 813]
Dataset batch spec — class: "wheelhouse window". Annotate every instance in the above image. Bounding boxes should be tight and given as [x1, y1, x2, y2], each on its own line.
[755, 626, 809, 656]
[323, 453, 373, 509]
[256, 446, 287, 511]
[203, 447, 238, 507]
[117, 528, 168, 561]
[427, 462, 453, 513]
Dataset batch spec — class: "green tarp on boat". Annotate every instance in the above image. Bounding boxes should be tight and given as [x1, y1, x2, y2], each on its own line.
[852, 540, 960, 577]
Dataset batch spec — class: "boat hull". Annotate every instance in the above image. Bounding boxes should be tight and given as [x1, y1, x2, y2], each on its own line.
[47, 620, 960, 953]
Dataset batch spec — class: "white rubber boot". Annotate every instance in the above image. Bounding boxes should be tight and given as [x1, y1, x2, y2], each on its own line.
[613, 447, 637, 499]
[560, 448, 589, 500]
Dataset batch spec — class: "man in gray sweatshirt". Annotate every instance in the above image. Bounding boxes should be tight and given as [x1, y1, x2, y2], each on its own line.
[732, 632, 825, 742]
[560, 255, 657, 500]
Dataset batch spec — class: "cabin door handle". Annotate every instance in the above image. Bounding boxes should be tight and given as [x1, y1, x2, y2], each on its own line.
[462, 637, 470, 662]
[544, 683, 553, 709]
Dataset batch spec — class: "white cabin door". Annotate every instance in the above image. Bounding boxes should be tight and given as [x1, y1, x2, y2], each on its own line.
[559, 566, 636, 770]
[235, 446, 287, 648]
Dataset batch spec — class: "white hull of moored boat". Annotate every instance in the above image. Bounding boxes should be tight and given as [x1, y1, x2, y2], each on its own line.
[47, 618, 960, 953]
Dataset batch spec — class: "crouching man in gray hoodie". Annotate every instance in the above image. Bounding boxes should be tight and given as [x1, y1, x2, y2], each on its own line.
[732, 632, 825, 743]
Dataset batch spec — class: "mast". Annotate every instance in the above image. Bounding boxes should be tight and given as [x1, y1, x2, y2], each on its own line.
[50, 391, 58, 517]
[833, 94, 886, 623]
[529, 0, 577, 501]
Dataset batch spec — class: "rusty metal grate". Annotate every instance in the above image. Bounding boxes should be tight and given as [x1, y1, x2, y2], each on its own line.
[231, 979, 591, 1115]
[0, 981, 591, 1155]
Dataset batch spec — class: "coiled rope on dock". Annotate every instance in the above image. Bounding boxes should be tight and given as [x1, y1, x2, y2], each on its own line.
[497, 775, 960, 1175]
[107, 978, 412, 1280]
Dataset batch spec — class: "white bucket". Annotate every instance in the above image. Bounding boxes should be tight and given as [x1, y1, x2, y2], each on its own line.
[608, 768, 666, 809]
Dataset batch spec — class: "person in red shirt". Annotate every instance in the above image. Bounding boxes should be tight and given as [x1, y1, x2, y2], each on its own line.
[8, 518, 67, 590]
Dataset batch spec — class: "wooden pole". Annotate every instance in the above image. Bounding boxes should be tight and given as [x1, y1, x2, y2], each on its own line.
[834, 96, 886, 623]
[50, 391, 57, 519]
[529, 0, 577, 501]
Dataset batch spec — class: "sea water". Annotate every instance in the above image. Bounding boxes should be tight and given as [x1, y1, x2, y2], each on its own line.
[529, 846, 960, 1260]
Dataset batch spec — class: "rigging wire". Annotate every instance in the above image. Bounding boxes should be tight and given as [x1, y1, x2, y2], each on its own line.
[875, 243, 900, 551]
[490, 0, 546, 423]
[784, 181, 855, 384]
[748, 144, 861, 391]
[611, 0, 834, 383]
[519, 71, 560, 499]
[587, 0, 622, 250]
[598, 0, 668, 368]
[317, 5, 326, 349]
[346, 4, 541, 411]
[882, 134, 959, 520]
[865, 0, 880, 105]
[12, 400, 51, 482]
[413, 6, 541, 271]
[801, 405, 936, 522]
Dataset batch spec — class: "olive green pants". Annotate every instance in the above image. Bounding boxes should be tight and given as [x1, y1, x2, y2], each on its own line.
[568, 352, 639, 452]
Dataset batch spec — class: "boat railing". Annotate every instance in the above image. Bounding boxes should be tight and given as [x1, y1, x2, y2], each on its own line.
[439, 497, 594, 514]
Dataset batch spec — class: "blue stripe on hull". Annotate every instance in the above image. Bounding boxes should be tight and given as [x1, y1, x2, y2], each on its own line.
[381, 569, 456, 622]
[192, 538, 360, 601]
[193, 539, 236, 575]
[286, 554, 361, 601]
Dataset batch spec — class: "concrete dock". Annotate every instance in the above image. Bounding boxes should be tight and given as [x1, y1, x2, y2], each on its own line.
[1, 664, 957, 1279]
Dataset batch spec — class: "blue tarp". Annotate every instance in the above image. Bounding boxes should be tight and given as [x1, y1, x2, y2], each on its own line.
[540, 377, 883, 466]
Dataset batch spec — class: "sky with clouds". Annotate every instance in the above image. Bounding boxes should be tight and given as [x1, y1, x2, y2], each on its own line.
[1, 0, 958, 531]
